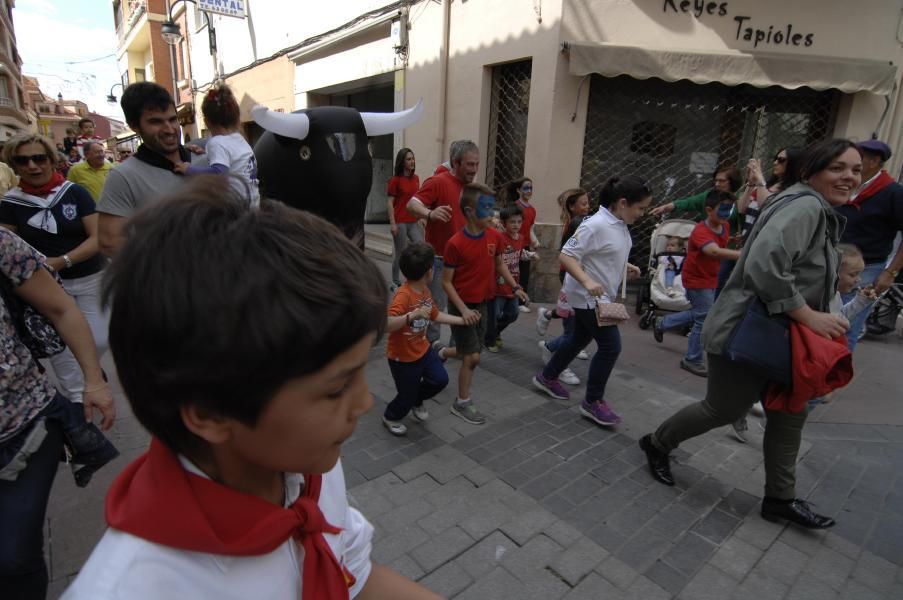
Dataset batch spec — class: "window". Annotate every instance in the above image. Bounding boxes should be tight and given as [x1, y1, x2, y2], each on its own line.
[134, 68, 145, 82]
[486, 59, 533, 190]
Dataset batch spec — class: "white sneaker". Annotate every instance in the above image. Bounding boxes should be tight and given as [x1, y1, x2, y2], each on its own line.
[538, 340, 552, 364]
[411, 405, 429, 421]
[749, 403, 765, 417]
[382, 417, 407, 436]
[536, 307, 552, 336]
[577, 350, 589, 360]
[519, 305, 531, 313]
[559, 368, 580, 386]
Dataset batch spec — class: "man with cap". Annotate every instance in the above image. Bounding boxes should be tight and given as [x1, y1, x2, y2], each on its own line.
[834, 139, 903, 350]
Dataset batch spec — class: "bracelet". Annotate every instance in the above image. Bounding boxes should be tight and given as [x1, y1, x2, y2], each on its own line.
[426, 210, 432, 222]
[512, 285, 522, 292]
[62, 254, 73, 269]
[886, 268, 899, 277]
[83, 382, 108, 393]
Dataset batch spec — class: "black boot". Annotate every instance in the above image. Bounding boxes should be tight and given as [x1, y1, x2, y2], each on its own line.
[761, 497, 835, 529]
[639, 434, 674, 486]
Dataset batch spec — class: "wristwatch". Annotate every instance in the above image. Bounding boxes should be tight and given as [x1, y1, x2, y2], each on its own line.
[62, 254, 73, 269]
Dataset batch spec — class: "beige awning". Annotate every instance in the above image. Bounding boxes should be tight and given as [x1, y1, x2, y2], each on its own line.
[565, 42, 898, 95]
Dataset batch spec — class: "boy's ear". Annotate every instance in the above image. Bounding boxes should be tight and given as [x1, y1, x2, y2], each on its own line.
[181, 404, 234, 445]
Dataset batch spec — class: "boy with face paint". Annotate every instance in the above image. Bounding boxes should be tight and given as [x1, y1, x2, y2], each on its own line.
[653, 190, 741, 378]
[441, 184, 529, 424]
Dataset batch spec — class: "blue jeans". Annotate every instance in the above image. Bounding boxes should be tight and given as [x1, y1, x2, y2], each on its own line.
[0, 418, 63, 599]
[842, 262, 885, 352]
[385, 348, 449, 420]
[546, 314, 577, 353]
[661, 288, 715, 365]
[427, 256, 448, 344]
[542, 308, 621, 401]
[485, 296, 520, 345]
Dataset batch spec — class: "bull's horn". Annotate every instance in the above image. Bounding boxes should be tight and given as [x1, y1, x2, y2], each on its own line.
[251, 105, 310, 140]
[360, 99, 424, 136]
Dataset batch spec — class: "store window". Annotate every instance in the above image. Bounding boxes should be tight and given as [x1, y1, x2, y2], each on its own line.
[580, 75, 838, 263]
[486, 59, 532, 190]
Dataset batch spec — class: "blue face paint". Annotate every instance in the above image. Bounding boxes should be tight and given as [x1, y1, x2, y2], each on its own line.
[476, 194, 495, 219]
[716, 203, 733, 219]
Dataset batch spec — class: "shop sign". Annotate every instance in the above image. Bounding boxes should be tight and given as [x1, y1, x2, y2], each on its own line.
[662, 1, 815, 49]
[198, 0, 247, 19]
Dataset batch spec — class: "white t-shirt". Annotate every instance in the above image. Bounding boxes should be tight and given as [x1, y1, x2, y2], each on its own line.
[62, 458, 373, 600]
[206, 132, 260, 207]
[561, 207, 632, 309]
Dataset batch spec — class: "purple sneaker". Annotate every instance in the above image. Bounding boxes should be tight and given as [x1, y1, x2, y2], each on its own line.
[580, 399, 621, 426]
[532, 373, 570, 400]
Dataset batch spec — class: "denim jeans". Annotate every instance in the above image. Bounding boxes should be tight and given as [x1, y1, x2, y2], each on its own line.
[842, 261, 885, 352]
[0, 418, 63, 599]
[546, 314, 577, 353]
[391, 222, 424, 285]
[661, 287, 715, 365]
[484, 296, 520, 345]
[542, 308, 621, 400]
[385, 348, 449, 420]
[48, 270, 110, 403]
[427, 256, 448, 344]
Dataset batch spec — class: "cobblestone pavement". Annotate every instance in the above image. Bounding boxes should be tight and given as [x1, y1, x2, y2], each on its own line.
[44, 266, 903, 599]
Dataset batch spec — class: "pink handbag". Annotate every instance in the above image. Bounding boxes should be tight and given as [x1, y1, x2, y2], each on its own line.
[595, 302, 630, 326]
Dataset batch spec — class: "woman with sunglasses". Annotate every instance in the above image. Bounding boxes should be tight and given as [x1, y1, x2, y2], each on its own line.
[0, 133, 108, 404]
[737, 147, 804, 239]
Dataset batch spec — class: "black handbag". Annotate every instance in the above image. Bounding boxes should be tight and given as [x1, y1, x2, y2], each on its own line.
[0, 266, 66, 359]
[724, 192, 832, 385]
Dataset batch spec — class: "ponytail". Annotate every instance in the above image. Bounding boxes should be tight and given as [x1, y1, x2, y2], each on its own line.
[598, 176, 651, 208]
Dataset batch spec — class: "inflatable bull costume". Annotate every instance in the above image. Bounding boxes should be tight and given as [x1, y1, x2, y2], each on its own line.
[251, 101, 423, 247]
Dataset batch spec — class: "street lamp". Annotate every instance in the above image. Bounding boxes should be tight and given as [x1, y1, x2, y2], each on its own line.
[106, 83, 124, 103]
[160, 0, 218, 76]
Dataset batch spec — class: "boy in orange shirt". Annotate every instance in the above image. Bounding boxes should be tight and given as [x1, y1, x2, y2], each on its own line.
[384, 242, 465, 436]
[441, 184, 528, 424]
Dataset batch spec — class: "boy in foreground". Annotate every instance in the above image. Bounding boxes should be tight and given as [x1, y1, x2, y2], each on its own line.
[63, 178, 443, 600]
[439, 184, 528, 424]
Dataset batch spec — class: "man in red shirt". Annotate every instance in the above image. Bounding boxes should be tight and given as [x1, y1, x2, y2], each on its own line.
[653, 191, 740, 377]
[407, 140, 480, 342]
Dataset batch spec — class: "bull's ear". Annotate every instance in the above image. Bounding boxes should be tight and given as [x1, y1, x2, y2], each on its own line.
[251, 105, 310, 140]
[359, 99, 424, 137]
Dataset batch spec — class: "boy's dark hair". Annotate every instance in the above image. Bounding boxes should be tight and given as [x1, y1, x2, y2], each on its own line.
[103, 177, 387, 454]
[201, 84, 241, 129]
[399, 242, 435, 281]
[499, 203, 523, 222]
[704, 189, 736, 209]
[460, 182, 495, 215]
[78, 118, 94, 130]
[120, 82, 175, 129]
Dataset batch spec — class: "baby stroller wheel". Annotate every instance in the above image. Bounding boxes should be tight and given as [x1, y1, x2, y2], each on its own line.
[639, 311, 653, 330]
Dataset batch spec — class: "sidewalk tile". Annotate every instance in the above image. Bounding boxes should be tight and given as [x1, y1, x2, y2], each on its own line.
[563, 572, 624, 600]
[501, 534, 564, 579]
[549, 536, 610, 586]
[595, 555, 640, 590]
[499, 508, 558, 545]
[454, 566, 528, 600]
[785, 573, 839, 600]
[644, 560, 688, 596]
[454, 531, 518, 580]
[709, 536, 764, 581]
[677, 564, 738, 600]
[418, 561, 472, 598]
[756, 540, 809, 586]
[411, 526, 474, 572]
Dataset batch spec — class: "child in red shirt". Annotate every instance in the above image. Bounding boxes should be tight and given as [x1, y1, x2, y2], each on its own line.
[484, 204, 531, 352]
[653, 190, 740, 376]
[440, 184, 528, 424]
[383, 243, 464, 436]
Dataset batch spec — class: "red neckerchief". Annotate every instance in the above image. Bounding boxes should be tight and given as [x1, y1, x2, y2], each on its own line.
[850, 170, 895, 209]
[106, 438, 350, 600]
[18, 171, 65, 197]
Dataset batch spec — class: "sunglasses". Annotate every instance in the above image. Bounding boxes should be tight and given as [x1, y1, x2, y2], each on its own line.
[12, 154, 50, 167]
[773, 156, 787, 164]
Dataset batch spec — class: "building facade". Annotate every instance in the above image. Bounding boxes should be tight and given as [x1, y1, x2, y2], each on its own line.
[0, 0, 31, 141]
[112, 0, 180, 108]
[182, 0, 903, 299]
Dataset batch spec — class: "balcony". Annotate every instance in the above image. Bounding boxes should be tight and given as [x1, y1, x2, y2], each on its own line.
[116, 0, 147, 46]
[0, 97, 12, 107]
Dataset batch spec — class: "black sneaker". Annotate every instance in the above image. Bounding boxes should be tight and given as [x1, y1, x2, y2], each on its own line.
[761, 497, 835, 529]
[680, 358, 708, 378]
[653, 317, 664, 343]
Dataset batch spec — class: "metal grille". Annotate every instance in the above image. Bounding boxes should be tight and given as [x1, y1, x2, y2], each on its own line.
[580, 75, 839, 264]
[486, 60, 532, 190]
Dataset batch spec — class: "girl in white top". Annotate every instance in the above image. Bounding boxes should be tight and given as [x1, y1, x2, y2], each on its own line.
[532, 176, 651, 427]
[174, 85, 260, 207]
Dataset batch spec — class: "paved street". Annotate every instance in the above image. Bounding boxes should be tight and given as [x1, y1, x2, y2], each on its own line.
[44, 257, 903, 599]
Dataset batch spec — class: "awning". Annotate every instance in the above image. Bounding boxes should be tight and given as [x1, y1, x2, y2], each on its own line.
[565, 42, 898, 95]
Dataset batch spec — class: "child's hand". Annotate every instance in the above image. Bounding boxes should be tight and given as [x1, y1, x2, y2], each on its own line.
[859, 285, 878, 300]
[412, 306, 432, 320]
[462, 308, 481, 325]
[626, 264, 642, 280]
[186, 144, 205, 155]
[173, 162, 189, 175]
[515, 289, 529, 304]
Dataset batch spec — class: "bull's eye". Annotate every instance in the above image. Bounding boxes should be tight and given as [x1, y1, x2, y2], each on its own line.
[299, 145, 311, 160]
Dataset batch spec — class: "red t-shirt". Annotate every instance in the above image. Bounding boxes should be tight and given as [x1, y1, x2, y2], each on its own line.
[414, 171, 466, 256]
[386, 283, 439, 362]
[495, 231, 524, 298]
[681, 220, 730, 289]
[444, 227, 502, 303]
[387, 174, 420, 224]
[516, 200, 536, 250]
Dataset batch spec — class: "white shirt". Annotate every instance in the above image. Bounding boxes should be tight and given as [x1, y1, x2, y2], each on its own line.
[62, 458, 373, 600]
[561, 207, 632, 309]
[206, 132, 261, 207]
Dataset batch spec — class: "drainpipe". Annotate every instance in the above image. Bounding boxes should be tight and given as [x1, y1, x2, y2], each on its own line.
[437, 0, 451, 164]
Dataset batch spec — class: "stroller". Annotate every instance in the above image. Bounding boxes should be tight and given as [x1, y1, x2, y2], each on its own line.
[635, 219, 696, 330]
[866, 276, 903, 337]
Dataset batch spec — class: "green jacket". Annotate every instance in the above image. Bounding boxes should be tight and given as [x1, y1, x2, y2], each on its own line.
[702, 183, 845, 355]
